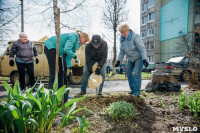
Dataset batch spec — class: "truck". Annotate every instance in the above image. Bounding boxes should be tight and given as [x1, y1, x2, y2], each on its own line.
[0, 41, 93, 85]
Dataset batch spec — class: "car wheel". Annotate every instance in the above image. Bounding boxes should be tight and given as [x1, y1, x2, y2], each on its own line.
[181, 71, 191, 82]
[69, 74, 82, 85]
[10, 72, 29, 86]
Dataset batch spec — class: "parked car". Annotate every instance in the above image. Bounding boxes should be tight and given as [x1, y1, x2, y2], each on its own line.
[0, 41, 97, 85]
[153, 56, 200, 81]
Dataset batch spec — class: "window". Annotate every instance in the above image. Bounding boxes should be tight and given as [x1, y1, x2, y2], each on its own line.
[141, 31, 146, 38]
[148, 55, 154, 63]
[35, 44, 43, 54]
[195, 14, 200, 24]
[148, 27, 154, 36]
[149, 12, 155, 22]
[148, 0, 155, 8]
[141, 3, 148, 12]
[147, 41, 154, 49]
[142, 16, 147, 25]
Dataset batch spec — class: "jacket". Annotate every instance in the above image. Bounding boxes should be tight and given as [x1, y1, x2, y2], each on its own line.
[85, 40, 108, 72]
[44, 32, 81, 68]
[118, 29, 147, 62]
[9, 39, 38, 63]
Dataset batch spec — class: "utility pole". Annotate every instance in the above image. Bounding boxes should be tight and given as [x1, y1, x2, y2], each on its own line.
[20, 0, 24, 32]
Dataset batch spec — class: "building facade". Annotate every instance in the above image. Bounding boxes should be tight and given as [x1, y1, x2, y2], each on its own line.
[140, 0, 199, 67]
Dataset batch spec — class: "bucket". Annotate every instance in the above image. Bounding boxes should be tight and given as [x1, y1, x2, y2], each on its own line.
[88, 73, 102, 89]
[71, 65, 83, 76]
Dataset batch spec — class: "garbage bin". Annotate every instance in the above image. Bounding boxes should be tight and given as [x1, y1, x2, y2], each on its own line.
[106, 66, 111, 74]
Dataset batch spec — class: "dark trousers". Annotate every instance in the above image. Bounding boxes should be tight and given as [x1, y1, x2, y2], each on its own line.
[44, 46, 67, 89]
[16, 62, 35, 90]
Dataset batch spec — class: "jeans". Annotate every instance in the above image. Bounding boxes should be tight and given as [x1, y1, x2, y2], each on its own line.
[44, 46, 65, 89]
[81, 60, 107, 92]
[126, 58, 143, 96]
[16, 62, 35, 90]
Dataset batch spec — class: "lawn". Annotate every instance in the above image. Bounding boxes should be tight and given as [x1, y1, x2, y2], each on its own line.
[108, 72, 152, 80]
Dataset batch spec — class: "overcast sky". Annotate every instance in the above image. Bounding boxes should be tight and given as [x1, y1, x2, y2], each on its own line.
[0, 0, 141, 56]
[22, 0, 141, 41]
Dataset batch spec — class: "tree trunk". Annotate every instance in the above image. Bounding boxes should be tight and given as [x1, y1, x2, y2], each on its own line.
[112, 0, 117, 75]
[53, 0, 58, 34]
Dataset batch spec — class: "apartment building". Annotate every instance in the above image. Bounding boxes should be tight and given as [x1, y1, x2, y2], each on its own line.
[140, 0, 199, 68]
[140, 0, 161, 69]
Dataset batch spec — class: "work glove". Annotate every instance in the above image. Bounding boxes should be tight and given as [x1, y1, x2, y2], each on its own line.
[115, 61, 120, 67]
[9, 60, 15, 66]
[143, 59, 149, 67]
[95, 67, 101, 75]
[75, 57, 79, 63]
[36, 58, 39, 64]
[89, 70, 93, 75]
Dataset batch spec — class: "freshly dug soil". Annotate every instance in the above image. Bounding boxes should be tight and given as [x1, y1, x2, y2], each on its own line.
[52, 88, 199, 133]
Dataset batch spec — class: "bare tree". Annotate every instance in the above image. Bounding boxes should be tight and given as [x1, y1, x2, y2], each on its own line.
[102, 0, 128, 74]
[176, 31, 196, 56]
[30, 0, 87, 35]
[0, 0, 20, 46]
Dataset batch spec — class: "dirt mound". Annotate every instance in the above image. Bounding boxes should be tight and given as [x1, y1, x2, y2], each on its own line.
[52, 91, 198, 133]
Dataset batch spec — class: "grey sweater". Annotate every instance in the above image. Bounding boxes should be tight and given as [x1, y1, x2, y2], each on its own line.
[9, 39, 38, 62]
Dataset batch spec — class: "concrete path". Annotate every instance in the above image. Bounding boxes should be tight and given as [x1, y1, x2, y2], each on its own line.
[0, 80, 188, 98]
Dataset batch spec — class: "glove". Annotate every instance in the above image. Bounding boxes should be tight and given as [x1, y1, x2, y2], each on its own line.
[74, 55, 77, 59]
[115, 61, 120, 67]
[75, 57, 79, 63]
[9, 60, 15, 66]
[36, 58, 39, 64]
[95, 67, 101, 75]
[143, 59, 149, 67]
[89, 71, 93, 75]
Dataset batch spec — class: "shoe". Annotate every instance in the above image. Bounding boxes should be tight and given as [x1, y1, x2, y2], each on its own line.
[128, 91, 133, 94]
[131, 94, 140, 98]
[98, 91, 103, 95]
[78, 91, 86, 95]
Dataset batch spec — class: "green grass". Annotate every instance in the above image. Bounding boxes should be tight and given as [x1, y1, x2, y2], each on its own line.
[0, 76, 9, 80]
[108, 72, 152, 80]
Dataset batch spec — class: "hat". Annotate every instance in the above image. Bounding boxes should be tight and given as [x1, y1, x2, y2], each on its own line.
[91, 35, 102, 46]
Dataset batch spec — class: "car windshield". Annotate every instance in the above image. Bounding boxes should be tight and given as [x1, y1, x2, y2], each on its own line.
[167, 57, 184, 63]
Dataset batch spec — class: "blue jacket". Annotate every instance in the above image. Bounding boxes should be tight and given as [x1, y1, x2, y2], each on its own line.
[118, 29, 147, 62]
[44, 32, 81, 68]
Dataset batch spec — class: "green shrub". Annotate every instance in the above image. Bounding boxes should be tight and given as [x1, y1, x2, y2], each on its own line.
[178, 92, 186, 110]
[0, 76, 93, 133]
[105, 101, 137, 120]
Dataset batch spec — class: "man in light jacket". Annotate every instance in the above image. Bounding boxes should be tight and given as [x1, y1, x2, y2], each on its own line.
[115, 23, 149, 97]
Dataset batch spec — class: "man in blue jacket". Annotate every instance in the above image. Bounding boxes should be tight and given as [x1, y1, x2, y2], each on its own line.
[115, 24, 149, 97]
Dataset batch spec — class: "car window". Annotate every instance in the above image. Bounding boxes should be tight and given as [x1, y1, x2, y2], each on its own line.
[167, 57, 184, 63]
[35, 44, 43, 54]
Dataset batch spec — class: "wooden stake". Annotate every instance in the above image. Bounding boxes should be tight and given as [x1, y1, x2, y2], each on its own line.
[56, 8, 60, 75]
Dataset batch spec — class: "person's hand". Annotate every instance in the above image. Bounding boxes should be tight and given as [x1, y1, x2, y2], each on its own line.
[95, 67, 101, 75]
[89, 71, 93, 75]
[75, 57, 79, 63]
[9, 60, 15, 66]
[115, 61, 120, 67]
[74, 55, 77, 59]
[143, 59, 149, 67]
[36, 58, 39, 64]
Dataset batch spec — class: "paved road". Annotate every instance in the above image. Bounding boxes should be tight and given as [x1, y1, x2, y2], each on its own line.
[0, 80, 188, 98]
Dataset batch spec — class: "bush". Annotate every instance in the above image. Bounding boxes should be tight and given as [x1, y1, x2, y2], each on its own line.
[0, 76, 93, 133]
[105, 101, 137, 120]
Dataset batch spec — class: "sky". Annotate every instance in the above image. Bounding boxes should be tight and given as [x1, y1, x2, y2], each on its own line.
[0, 0, 141, 56]
[18, 0, 141, 41]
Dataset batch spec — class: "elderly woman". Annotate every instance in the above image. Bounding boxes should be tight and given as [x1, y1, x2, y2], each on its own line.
[115, 24, 149, 97]
[44, 30, 90, 89]
[9, 32, 39, 91]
